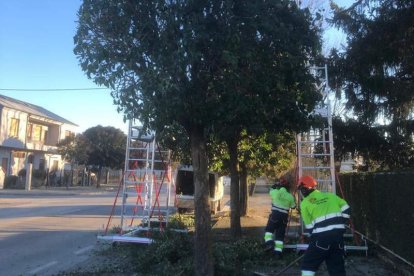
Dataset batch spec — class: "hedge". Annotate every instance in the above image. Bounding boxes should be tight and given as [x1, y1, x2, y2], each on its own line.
[338, 172, 414, 263]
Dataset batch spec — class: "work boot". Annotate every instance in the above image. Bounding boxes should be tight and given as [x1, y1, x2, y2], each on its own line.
[273, 251, 283, 259]
[263, 241, 274, 252]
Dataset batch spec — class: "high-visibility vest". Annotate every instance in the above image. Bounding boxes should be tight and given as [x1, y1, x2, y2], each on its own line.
[300, 190, 350, 234]
[269, 187, 296, 214]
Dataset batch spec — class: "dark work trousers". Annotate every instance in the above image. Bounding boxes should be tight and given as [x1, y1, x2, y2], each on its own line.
[301, 230, 346, 276]
[265, 210, 288, 242]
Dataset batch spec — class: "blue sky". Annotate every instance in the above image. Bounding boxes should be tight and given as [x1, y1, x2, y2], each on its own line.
[0, 0, 352, 134]
[0, 0, 128, 133]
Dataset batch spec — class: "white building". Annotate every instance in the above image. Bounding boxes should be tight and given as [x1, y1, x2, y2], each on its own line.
[0, 94, 77, 188]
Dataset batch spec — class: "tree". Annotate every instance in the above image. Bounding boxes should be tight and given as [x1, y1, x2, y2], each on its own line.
[57, 134, 90, 186]
[57, 134, 89, 165]
[83, 126, 126, 187]
[206, 1, 321, 235]
[329, 0, 414, 169]
[82, 126, 126, 170]
[332, 117, 389, 170]
[208, 131, 296, 216]
[57, 127, 125, 186]
[74, 1, 320, 274]
[57, 126, 126, 171]
[57, 125, 126, 169]
[238, 131, 297, 216]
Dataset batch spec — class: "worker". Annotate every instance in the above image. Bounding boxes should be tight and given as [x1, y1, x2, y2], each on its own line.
[297, 175, 351, 276]
[263, 177, 296, 258]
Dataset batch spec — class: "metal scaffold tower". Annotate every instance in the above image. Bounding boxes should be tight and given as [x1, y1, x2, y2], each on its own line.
[297, 65, 335, 193]
[285, 65, 368, 253]
[98, 120, 177, 244]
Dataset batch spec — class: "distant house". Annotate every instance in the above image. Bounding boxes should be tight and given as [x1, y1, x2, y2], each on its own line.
[0, 94, 78, 188]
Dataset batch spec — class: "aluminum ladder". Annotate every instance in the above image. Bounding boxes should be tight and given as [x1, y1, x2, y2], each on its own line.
[98, 120, 175, 243]
[297, 65, 335, 192]
[286, 65, 368, 254]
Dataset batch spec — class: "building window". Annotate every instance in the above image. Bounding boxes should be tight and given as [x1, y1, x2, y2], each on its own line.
[27, 123, 33, 139]
[33, 125, 43, 142]
[52, 160, 59, 171]
[9, 118, 19, 137]
[12, 151, 26, 158]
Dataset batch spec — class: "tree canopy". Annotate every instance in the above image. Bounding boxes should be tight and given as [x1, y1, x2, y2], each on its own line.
[329, 0, 414, 169]
[83, 125, 126, 169]
[74, 1, 321, 274]
[57, 126, 126, 170]
[57, 134, 89, 165]
[75, 0, 321, 133]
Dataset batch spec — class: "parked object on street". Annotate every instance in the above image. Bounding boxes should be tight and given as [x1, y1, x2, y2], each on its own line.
[175, 165, 224, 214]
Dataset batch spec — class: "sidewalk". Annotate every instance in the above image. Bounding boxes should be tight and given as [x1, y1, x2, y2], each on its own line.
[212, 183, 271, 239]
[0, 184, 117, 197]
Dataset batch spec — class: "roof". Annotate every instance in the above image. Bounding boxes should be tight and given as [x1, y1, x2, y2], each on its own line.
[0, 94, 78, 126]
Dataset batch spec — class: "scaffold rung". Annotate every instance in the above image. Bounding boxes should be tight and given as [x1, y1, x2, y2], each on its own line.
[298, 141, 333, 144]
[102, 119, 174, 244]
[284, 244, 368, 251]
[300, 153, 331, 157]
[97, 235, 153, 244]
[302, 166, 332, 169]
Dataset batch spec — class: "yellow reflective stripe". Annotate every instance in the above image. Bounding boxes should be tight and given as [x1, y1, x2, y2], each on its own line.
[302, 270, 315, 276]
[311, 212, 347, 226]
[341, 204, 350, 211]
[264, 232, 273, 242]
[275, 240, 284, 250]
[271, 204, 289, 213]
[312, 224, 345, 234]
[305, 223, 314, 229]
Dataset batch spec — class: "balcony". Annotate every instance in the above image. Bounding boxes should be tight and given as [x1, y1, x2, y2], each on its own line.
[25, 121, 60, 152]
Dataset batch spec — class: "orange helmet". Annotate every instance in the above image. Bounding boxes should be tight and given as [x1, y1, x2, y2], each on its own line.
[297, 175, 317, 189]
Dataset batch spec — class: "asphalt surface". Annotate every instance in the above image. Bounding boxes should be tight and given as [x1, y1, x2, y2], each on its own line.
[0, 186, 118, 276]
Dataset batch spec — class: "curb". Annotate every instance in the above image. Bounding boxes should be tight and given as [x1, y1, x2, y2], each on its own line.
[0, 187, 115, 197]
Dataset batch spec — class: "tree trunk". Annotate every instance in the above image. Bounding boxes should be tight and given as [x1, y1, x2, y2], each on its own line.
[239, 162, 248, 216]
[70, 167, 74, 186]
[227, 138, 242, 237]
[190, 127, 213, 276]
[96, 165, 102, 188]
[105, 169, 109, 184]
[81, 168, 86, 186]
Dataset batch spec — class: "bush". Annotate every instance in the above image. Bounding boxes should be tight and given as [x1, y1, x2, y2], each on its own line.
[132, 231, 194, 275]
[3, 175, 19, 189]
[213, 238, 279, 275]
[127, 231, 281, 276]
[32, 169, 47, 179]
[168, 214, 195, 229]
[18, 169, 26, 177]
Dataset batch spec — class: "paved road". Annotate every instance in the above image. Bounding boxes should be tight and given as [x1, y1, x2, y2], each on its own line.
[0, 187, 119, 276]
